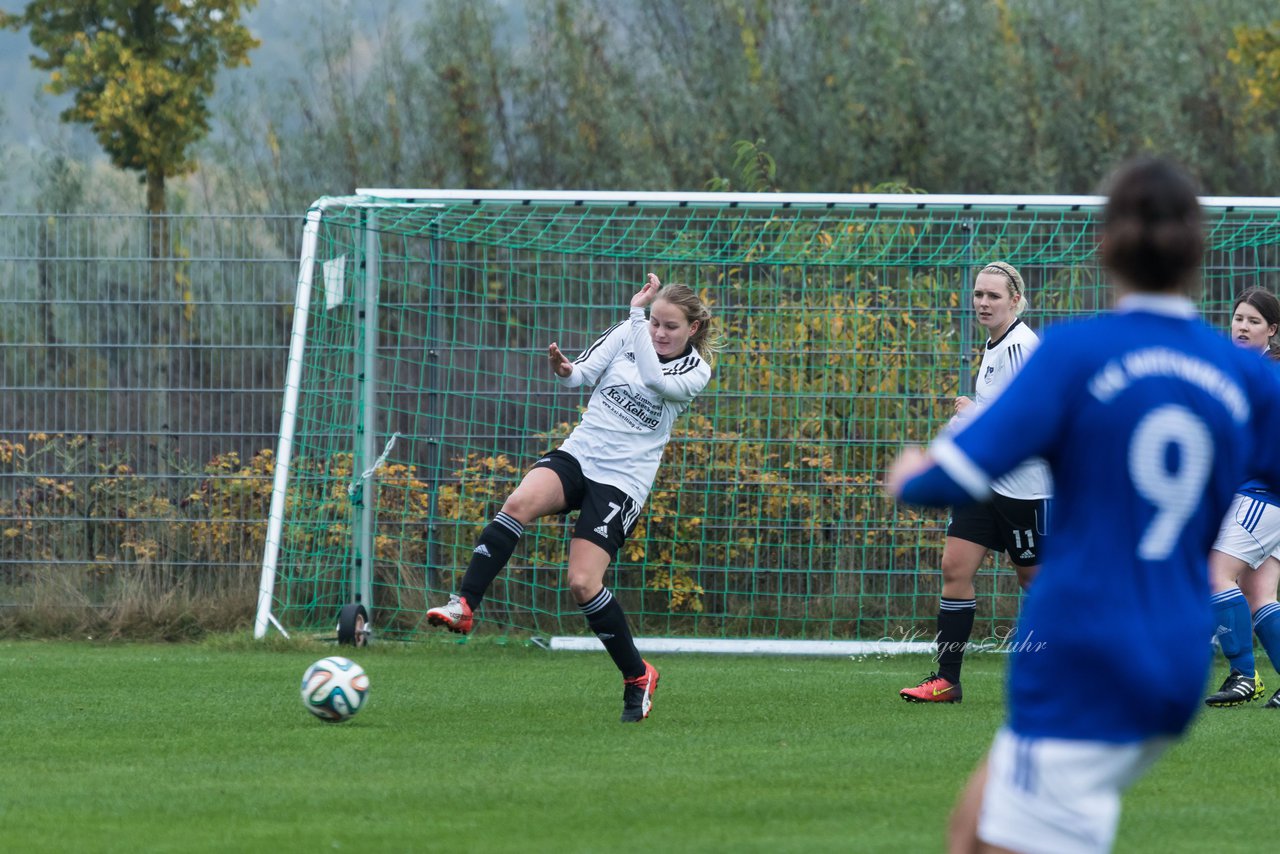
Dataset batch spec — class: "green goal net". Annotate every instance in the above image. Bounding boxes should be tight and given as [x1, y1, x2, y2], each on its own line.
[255, 190, 1280, 646]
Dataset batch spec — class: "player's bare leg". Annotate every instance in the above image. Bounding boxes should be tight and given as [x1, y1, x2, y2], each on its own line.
[948, 759, 1017, 854]
[902, 538, 986, 703]
[568, 538, 657, 722]
[1242, 556, 1280, 707]
[1013, 563, 1038, 590]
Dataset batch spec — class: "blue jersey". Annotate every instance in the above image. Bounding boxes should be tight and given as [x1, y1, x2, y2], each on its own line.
[900, 295, 1280, 742]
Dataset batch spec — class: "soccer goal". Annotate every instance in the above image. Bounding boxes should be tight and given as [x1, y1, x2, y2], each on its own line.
[254, 189, 1280, 651]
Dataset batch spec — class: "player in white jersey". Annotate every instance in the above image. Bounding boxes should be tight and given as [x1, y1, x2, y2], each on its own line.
[901, 262, 1053, 704]
[426, 273, 716, 723]
[1204, 286, 1280, 708]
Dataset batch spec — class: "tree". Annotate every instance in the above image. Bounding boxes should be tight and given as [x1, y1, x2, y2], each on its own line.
[0, 0, 258, 215]
[1230, 20, 1280, 111]
[1, 0, 258, 471]
[197, 0, 1280, 208]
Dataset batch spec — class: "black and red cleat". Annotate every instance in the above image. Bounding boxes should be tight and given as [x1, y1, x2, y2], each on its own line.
[621, 659, 660, 722]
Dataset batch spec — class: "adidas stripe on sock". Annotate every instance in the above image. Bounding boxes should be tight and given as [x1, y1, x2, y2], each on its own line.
[580, 588, 644, 679]
[459, 512, 524, 610]
[1212, 588, 1256, 677]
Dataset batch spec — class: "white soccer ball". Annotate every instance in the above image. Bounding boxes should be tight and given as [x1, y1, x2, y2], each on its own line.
[300, 656, 370, 722]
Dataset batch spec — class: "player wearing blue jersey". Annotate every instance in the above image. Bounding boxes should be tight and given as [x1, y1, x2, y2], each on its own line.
[888, 158, 1280, 853]
[1205, 287, 1280, 708]
[901, 262, 1051, 704]
[426, 273, 717, 723]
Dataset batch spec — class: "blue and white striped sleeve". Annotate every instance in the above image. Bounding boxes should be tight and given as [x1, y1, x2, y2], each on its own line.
[900, 332, 1070, 508]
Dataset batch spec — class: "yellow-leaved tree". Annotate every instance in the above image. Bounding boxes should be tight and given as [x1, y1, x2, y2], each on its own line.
[1230, 21, 1280, 115]
[1, 0, 259, 462]
[1, 0, 259, 215]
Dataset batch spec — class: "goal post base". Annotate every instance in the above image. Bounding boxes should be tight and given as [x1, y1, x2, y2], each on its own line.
[252, 611, 292, 640]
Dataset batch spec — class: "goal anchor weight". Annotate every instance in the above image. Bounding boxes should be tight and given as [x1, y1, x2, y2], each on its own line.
[336, 602, 371, 647]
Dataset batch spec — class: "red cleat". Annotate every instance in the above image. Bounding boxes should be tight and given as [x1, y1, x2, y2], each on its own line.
[426, 594, 474, 634]
[900, 672, 963, 703]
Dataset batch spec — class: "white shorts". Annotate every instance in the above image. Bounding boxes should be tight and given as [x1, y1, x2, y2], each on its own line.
[978, 728, 1173, 854]
[1211, 494, 1280, 569]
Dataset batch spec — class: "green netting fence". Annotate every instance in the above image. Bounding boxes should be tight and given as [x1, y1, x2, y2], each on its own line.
[258, 193, 1280, 643]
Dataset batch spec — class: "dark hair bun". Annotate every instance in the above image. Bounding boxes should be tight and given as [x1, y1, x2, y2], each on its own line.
[1100, 158, 1204, 292]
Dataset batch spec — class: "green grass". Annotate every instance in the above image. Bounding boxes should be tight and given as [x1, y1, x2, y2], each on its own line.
[1, 638, 1275, 853]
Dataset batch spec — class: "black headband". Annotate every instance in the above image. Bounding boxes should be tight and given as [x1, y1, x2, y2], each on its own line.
[981, 264, 1021, 296]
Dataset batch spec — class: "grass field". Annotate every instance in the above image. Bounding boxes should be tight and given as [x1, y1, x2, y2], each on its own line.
[3, 636, 1276, 853]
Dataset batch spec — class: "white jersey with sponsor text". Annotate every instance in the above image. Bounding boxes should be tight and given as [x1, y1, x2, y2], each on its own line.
[557, 308, 711, 506]
[956, 319, 1053, 500]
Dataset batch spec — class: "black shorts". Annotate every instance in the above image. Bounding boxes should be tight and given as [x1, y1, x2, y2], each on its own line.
[946, 493, 1048, 567]
[531, 450, 641, 558]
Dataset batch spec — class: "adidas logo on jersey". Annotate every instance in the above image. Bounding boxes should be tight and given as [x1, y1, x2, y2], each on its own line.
[473, 544, 491, 557]
[594, 524, 609, 538]
[624, 351, 636, 362]
[1019, 549, 1034, 560]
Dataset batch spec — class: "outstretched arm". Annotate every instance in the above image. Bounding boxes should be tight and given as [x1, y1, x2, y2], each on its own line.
[889, 333, 1070, 508]
[547, 342, 573, 378]
[553, 319, 628, 388]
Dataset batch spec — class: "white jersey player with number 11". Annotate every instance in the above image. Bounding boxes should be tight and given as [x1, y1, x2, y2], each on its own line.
[901, 261, 1052, 705]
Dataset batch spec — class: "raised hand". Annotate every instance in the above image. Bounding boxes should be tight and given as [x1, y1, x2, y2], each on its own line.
[547, 342, 573, 377]
[630, 273, 662, 309]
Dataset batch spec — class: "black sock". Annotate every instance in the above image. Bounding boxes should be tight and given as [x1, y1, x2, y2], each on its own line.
[579, 588, 644, 679]
[458, 512, 523, 610]
[936, 597, 977, 684]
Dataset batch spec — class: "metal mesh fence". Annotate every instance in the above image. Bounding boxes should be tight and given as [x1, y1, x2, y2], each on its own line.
[5, 201, 1280, 640]
[1, 214, 298, 607]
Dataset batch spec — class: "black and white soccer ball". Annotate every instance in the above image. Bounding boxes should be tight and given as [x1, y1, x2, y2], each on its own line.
[300, 656, 369, 722]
